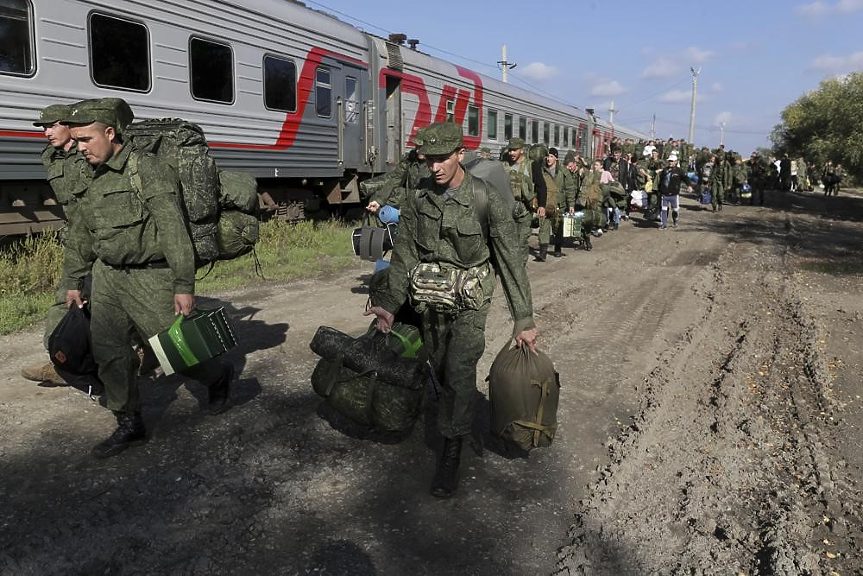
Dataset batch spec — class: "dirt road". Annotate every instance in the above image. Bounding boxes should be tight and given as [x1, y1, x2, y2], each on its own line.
[2, 189, 862, 575]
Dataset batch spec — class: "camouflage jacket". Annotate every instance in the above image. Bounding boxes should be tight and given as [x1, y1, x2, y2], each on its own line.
[41, 142, 91, 220]
[732, 163, 749, 186]
[62, 144, 196, 294]
[560, 166, 581, 209]
[541, 165, 573, 212]
[709, 161, 733, 190]
[375, 169, 535, 334]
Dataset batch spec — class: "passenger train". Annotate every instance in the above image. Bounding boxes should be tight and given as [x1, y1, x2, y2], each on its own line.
[0, 0, 645, 234]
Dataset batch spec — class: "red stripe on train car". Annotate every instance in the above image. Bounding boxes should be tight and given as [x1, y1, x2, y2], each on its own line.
[0, 130, 44, 139]
[211, 47, 367, 151]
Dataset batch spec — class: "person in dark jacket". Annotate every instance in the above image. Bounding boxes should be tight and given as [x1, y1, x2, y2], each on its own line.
[656, 155, 691, 229]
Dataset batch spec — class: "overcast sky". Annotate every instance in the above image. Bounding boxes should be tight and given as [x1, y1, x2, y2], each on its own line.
[303, 0, 863, 154]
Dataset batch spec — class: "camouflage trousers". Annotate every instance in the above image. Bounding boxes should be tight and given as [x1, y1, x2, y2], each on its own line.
[712, 187, 726, 208]
[420, 302, 491, 439]
[90, 260, 223, 413]
[536, 209, 564, 246]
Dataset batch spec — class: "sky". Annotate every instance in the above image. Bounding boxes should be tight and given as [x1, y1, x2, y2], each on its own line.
[301, 0, 863, 154]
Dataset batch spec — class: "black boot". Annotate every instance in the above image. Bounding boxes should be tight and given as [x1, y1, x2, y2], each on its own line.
[430, 437, 463, 498]
[534, 244, 547, 262]
[208, 362, 235, 415]
[552, 243, 565, 257]
[583, 234, 592, 251]
[92, 411, 146, 459]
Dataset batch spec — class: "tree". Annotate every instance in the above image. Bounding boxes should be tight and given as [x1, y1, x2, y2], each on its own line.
[771, 72, 863, 184]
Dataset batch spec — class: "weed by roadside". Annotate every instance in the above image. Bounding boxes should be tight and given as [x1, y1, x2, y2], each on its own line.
[0, 219, 357, 335]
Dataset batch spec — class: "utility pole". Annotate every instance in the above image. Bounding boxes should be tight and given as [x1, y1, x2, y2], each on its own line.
[650, 113, 656, 139]
[608, 100, 617, 125]
[688, 67, 700, 143]
[497, 45, 516, 83]
[719, 122, 726, 146]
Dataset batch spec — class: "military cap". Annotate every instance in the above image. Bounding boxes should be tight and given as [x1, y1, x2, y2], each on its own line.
[549, 147, 558, 158]
[33, 104, 72, 127]
[64, 97, 134, 134]
[480, 146, 491, 153]
[564, 151, 576, 164]
[414, 122, 463, 156]
[507, 137, 525, 150]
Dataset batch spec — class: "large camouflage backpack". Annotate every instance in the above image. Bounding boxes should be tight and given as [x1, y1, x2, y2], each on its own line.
[126, 119, 259, 266]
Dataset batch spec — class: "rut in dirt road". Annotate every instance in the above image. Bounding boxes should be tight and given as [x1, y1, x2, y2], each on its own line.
[556, 206, 857, 575]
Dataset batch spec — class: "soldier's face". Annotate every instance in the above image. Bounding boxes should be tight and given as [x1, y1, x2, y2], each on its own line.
[425, 148, 465, 187]
[546, 154, 557, 168]
[70, 123, 117, 166]
[509, 148, 524, 162]
[43, 122, 72, 148]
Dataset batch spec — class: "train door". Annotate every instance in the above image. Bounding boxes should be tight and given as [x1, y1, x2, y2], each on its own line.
[385, 76, 402, 167]
[337, 66, 365, 170]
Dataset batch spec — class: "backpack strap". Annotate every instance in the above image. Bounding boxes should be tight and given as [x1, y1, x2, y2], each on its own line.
[127, 149, 144, 201]
[470, 176, 490, 241]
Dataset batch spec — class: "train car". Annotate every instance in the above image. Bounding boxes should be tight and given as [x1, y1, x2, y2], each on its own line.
[0, 0, 644, 235]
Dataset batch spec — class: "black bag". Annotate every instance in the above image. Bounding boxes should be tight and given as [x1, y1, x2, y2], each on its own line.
[48, 305, 104, 397]
[49, 305, 98, 376]
[488, 341, 560, 450]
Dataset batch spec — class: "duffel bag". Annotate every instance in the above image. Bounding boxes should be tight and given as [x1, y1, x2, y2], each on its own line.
[488, 341, 560, 450]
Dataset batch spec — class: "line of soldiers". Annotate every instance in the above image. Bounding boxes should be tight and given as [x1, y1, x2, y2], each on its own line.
[23, 99, 234, 459]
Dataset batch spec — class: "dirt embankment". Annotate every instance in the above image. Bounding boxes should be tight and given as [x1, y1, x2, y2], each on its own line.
[2, 189, 863, 575]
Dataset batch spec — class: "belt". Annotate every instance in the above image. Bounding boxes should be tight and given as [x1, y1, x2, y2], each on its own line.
[106, 259, 170, 271]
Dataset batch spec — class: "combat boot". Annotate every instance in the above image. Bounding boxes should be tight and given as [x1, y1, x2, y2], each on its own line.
[552, 243, 565, 257]
[92, 411, 146, 459]
[208, 362, 235, 415]
[430, 437, 463, 498]
[535, 244, 547, 262]
[583, 234, 592, 251]
[21, 361, 66, 386]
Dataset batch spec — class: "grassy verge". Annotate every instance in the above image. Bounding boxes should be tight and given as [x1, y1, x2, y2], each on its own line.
[0, 219, 357, 335]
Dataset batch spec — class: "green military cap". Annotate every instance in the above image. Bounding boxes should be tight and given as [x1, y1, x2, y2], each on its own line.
[480, 147, 491, 153]
[564, 151, 576, 164]
[64, 97, 134, 134]
[507, 137, 525, 150]
[414, 122, 463, 156]
[33, 104, 72, 127]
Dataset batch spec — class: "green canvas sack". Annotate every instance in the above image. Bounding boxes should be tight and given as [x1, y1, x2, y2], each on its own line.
[488, 341, 560, 450]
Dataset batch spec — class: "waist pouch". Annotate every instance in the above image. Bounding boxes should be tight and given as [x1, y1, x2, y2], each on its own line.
[409, 262, 490, 312]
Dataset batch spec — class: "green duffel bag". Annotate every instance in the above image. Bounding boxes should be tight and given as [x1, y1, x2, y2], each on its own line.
[311, 357, 423, 432]
[216, 209, 259, 260]
[488, 341, 560, 450]
[218, 170, 259, 213]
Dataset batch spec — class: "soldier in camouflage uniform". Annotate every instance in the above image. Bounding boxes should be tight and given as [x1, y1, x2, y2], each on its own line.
[539, 148, 575, 257]
[503, 137, 546, 263]
[62, 98, 234, 459]
[21, 104, 93, 386]
[362, 137, 431, 218]
[731, 156, 749, 204]
[365, 122, 538, 498]
[709, 154, 732, 211]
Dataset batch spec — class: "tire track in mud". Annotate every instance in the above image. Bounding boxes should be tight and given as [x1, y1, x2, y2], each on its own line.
[554, 214, 857, 575]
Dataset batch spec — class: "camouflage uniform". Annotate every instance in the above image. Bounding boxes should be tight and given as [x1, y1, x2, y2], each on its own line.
[374, 124, 535, 441]
[540, 154, 574, 255]
[504, 137, 544, 263]
[35, 105, 93, 350]
[62, 99, 230, 457]
[709, 157, 732, 210]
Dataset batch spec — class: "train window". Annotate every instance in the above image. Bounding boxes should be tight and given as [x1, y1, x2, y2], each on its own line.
[543, 122, 550, 145]
[487, 109, 497, 140]
[0, 0, 33, 76]
[344, 76, 359, 124]
[190, 37, 233, 103]
[504, 113, 513, 140]
[518, 117, 526, 140]
[446, 100, 455, 122]
[467, 105, 479, 137]
[263, 55, 297, 112]
[554, 125, 560, 147]
[531, 120, 538, 144]
[90, 13, 149, 91]
[315, 67, 331, 117]
[563, 126, 569, 148]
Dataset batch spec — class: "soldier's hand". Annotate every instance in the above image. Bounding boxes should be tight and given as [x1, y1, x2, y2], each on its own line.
[366, 201, 380, 213]
[536, 207, 546, 218]
[174, 293, 194, 316]
[516, 328, 539, 355]
[65, 290, 84, 309]
[569, 207, 575, 215]
[364, 306, 395, 333]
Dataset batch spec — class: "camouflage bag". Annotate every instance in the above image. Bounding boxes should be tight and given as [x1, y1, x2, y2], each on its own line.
[408, 262, 490, 312]
[488, 341, 560, 451]
[126, 119, 220, 266]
